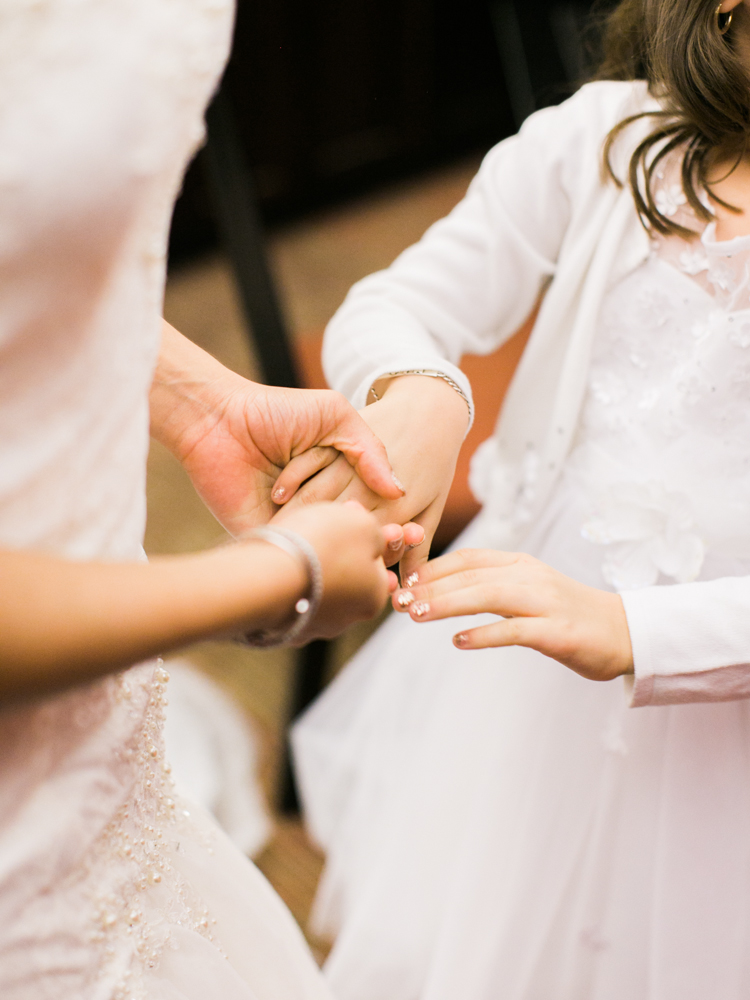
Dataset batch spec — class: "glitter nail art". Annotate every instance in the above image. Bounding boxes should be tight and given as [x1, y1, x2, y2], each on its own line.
[412, 601, 430, 617]
[397, 591, 415, 607]
[405, 572, 419, 588]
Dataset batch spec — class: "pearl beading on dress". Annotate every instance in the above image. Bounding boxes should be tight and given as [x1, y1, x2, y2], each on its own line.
[80, 662, 223, 1000]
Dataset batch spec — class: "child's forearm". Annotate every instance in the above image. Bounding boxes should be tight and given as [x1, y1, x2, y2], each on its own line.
[0, 542, 305, 701]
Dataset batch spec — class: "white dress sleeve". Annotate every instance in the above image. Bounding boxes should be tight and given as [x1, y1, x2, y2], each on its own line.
[621, 577, 750, 706]
[321, 86, 621, 413]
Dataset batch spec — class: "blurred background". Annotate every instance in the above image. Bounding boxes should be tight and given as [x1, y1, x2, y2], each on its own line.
[147, 0, 602, 960]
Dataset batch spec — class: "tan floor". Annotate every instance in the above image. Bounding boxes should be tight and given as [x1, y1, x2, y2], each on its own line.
[147, 155, 482, 942]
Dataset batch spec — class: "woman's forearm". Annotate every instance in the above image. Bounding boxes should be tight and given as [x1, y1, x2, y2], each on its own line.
[0, 542, 305, 701]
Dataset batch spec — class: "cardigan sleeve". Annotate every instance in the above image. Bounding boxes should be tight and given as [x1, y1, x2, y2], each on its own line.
[620, 577, 750, 706]
[322, 82, 637, 413]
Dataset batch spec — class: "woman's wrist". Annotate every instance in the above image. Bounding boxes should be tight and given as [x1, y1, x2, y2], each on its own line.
[0, 540, 308, 700]
[149, 320, 257, 463]
[181, 539, 308, 639]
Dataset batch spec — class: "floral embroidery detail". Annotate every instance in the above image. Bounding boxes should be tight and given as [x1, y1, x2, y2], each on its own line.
[655, 184, 687, 218]
[678, 248, 708, 275]
[727, 314, 750, 348]
[581, 482, 705, 590]
[83, 662, 222, 1000]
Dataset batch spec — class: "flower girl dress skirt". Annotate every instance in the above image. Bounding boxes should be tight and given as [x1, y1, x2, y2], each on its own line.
[293, 246, 750, 1000]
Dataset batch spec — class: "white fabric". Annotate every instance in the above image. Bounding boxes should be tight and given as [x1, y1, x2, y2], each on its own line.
[0, 3, 331, 998]
[164, 662, 273, 858]
[292, 82, 750, 999]
[322, 79, 750, 705]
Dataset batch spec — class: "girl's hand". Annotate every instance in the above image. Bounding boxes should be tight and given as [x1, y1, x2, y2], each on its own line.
[275, 374, 469, 577]
[393, 548, 634, 681]
[268, 500, 393, 640]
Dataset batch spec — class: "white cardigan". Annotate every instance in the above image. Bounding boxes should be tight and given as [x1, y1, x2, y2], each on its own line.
[323, 79, 750, 708]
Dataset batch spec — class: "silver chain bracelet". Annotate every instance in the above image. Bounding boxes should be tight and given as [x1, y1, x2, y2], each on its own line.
[367, 369, 471, 413]
[241, 527, 323, 648]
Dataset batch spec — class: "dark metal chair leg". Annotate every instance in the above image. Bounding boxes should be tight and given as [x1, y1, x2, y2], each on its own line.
[201, 83, 328, 814]
[201, 87, 301, 390]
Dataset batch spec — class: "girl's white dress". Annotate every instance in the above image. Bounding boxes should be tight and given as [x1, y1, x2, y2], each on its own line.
[292, 92, 750, 999]
[0, 3, 331, 999]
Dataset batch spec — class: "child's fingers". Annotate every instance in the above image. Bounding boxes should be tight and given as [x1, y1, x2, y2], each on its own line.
[398, 501, 445, 582]
[394, 563, 548, 619]
[452, 617, 546, 651]
[272, 447, 339, 504]
[396, 581, 538, 622]
[402, 548, 527, 589]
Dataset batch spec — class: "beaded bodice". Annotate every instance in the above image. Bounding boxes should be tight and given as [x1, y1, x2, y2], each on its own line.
[568, 172, 750, 589]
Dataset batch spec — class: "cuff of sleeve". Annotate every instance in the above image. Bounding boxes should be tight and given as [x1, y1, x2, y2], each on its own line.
[351, 359, 475, 434]
[620, 579, 750, 707]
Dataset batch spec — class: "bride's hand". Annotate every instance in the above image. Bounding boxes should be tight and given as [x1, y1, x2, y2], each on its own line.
[150, 322, 407, 537]
[392, 548, 634, 681]
[273, 374, 469, 575]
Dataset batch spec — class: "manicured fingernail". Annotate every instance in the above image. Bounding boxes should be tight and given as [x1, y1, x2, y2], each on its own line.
[392, 472, 405, 493]
[405, 572, 419, 588]
[397, 591, 415, 607]
[388, 537, 403, 551]
[273, 486, 286, 502]
[454, 633, 468, 647]
[412, 601, 430, 617]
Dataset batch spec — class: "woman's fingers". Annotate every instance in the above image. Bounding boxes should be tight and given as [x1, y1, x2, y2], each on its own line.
[320, 395, 405, 501]
[271, 446, 339, 503]
[279, 454, 356, 511]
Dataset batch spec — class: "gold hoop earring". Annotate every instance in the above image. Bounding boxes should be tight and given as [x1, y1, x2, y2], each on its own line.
[715, 3, 733, 35]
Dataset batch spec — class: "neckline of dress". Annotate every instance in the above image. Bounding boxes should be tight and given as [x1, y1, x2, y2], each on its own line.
[701, 221, 750, 256]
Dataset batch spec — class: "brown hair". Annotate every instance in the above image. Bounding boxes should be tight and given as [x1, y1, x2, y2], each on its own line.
[594, 0, 750, 236]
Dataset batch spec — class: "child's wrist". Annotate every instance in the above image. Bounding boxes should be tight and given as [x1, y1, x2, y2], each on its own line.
[376, 373, 470, 436]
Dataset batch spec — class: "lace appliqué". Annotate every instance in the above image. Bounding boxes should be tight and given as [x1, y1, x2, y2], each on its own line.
[79, 662, 223, 999]
[569, 155, 750, 586]
[581, 482, 705, 590]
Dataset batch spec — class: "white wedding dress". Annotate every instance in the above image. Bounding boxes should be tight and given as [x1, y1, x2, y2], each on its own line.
[0, 3, 330, 998]
[293, 182, 750, 999]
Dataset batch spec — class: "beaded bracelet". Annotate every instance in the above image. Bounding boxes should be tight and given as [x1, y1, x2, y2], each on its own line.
[367, 369, 472, 414]
[242, 527, 323, 648]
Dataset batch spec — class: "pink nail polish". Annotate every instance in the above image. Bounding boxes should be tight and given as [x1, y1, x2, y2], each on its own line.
[273, 486, 286, 502]
[454, 633, 468, 647]
[405, 572, 419, 588]
[397, 591, 415, 607]
[412, 601, 430, 617]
